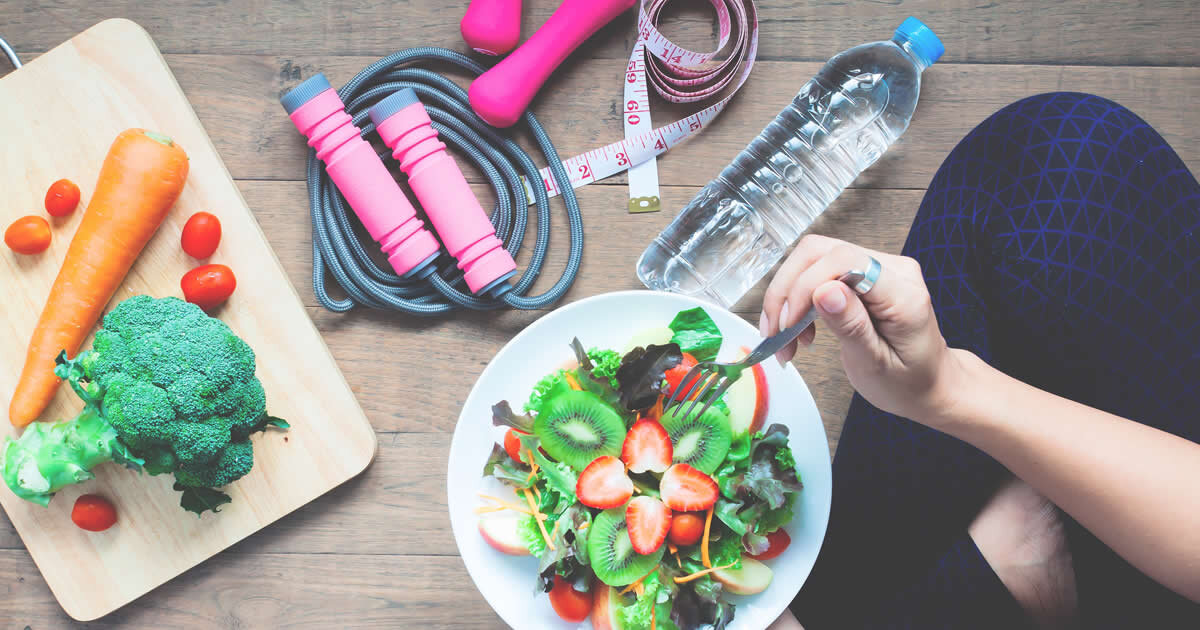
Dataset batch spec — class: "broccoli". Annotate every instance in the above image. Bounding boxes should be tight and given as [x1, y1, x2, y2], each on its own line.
[1, 295, 287, 515]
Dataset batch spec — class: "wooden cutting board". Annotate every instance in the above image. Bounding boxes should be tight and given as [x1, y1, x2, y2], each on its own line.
[0, 19, 377, 621]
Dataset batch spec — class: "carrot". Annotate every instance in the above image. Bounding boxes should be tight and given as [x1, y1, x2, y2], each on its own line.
[9, 129, 188, 427]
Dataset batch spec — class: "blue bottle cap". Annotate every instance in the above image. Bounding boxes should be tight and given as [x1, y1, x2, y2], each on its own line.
[895, 17, 944, 67]
[368, 88, 423, 127]
[280, 73, 333, 114]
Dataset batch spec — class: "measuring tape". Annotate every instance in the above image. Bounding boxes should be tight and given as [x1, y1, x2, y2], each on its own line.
[521, 0, 759, 212]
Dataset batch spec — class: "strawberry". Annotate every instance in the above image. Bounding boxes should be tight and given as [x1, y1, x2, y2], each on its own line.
[659, 463, 719, 512]
[626, 496, 672, 555]
[577, 455, 634, 509]
[620, 419, 673, 473]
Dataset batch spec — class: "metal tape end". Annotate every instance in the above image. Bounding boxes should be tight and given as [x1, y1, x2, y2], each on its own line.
[628, 196, 661, 214]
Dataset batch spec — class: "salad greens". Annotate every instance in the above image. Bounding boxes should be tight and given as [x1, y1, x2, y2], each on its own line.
[668, 307, 723, 362]
[479, 307, 804, 630]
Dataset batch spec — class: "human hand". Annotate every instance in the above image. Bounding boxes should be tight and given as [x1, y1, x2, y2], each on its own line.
[760, 235, 965, 424]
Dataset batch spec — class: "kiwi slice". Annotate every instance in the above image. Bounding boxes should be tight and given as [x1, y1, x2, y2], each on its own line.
[534, 390, 626, 470]
[589, 508, 665, 586]
[659, 405, 732, 474]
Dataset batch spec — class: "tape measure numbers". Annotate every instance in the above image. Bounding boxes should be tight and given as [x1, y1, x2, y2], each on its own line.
[521, 0, 759, 212]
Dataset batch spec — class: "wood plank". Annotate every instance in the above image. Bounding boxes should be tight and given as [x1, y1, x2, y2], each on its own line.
[238, 181, 921, 310]
[153, 55, 1199, 188]
[0, 550, 505, 628]
[2, 1, 1197, 66]
[0, 20, 376, 622]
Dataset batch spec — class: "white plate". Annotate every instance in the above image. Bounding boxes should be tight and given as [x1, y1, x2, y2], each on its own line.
[447, 291, 832, 629]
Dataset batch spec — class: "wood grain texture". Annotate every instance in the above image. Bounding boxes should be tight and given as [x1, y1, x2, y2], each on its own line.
[159, 55, 1200, 186]
[0, 20, 375, 621]
[3, 0, 1197, 65]
[0, 1, 1197, 627]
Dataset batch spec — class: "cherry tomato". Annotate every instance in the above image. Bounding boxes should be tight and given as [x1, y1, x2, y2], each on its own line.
[5, 216, 52, 255]
[667, 511, 705, 546]
[181, 211, 222, 258]
[71, 494, 117, 532]
[44, 179, 81, 217]
[548, 575, 593, 623]
[664, 352, 700, 399]
[747, 528, 791, 561]
[182, 264, 237, 309]
[503, 429, 529, 464]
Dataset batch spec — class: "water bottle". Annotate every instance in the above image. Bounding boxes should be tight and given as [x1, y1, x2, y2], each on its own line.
[636, 17, 944, 307]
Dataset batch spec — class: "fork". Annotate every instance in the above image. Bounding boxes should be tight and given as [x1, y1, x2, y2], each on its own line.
[663, 269, 872, 424]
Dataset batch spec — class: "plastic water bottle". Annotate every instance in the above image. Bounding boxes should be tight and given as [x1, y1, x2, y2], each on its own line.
[636, 17, 944, 307]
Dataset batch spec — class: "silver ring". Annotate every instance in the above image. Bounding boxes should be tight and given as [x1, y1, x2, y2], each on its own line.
[0, 36, 21, 70]
[850, 256, 882, 295]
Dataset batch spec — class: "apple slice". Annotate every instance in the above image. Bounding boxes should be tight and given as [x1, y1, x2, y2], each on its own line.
[713, 557, 774, 595]
[478, 510, 531, 556]
[622, 326, 675, 354]
[591, 583, 620, 630]
[727, 347, 769, 437]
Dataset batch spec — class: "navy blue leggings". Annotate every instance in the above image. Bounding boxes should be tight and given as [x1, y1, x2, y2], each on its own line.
[790, 93, 1200, 629]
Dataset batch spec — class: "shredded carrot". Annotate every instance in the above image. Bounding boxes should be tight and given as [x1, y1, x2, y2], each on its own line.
[650, 396, 663, 420]
[619, 567, 659, 596]
[531, 484, 542, 501]
[651, 603, 657, 630]
[667, 543, 678, 556]
[701, 506, 714, 568]
[477, 494, 536, 515]
[564, 371, 583, 391]
[473, 506, 512, 515]
[523, 488, 555, 551]
[579, 522, 589, 531]
[673, 562, 736, 584]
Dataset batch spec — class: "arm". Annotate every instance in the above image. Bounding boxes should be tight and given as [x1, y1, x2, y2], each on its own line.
[937, 349, 1200, 601]
[760, 235, 1200, 604]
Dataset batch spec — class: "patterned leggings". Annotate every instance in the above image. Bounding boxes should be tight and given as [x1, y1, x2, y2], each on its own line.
[790, 92, 1200, 629]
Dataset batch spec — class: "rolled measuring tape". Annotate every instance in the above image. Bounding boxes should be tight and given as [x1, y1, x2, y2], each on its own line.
[523, 0, 759, 213]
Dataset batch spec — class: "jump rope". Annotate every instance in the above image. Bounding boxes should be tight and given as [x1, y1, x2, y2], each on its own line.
[284, 0, 758, 315]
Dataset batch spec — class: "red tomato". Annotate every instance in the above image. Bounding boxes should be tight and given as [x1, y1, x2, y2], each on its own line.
[503, 429, 528, 463]
[71, 494, 117, 532]
[181, 211, 222, 258]
[663, 352, 699, 399]
[182, 264, 237, 309]
[747, 528, 791, 561]
[5, 216, 52, 255]
[548, 575, 593, 623]
[667, 511, 705, 546]
[44, 179, 81, 217]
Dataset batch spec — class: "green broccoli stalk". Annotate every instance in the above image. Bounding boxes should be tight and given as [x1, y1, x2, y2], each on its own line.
[1, 295, 288, 515]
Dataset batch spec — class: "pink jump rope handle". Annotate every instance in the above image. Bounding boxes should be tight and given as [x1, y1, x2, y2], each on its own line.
[370, 89, 518, 296]
[469, 0, 637, 128]
[281, 74, 441, 278]
[460, 0, 523, 57]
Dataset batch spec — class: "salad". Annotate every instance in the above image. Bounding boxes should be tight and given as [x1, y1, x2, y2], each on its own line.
[476, 307, 803, 629]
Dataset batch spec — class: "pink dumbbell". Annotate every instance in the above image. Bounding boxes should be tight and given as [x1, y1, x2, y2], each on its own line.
[281, 74, 441, 278]
[370, 89, 518, 296]
[469, 0, 637, 128]
[460, 0, 523, 57]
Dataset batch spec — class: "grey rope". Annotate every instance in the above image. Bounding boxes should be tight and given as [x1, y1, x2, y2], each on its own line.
[304, 47, 583, 314]
[0, 35, 20, 69]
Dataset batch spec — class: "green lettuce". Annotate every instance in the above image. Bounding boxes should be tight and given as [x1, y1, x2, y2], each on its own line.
[668, 307, 723, 361]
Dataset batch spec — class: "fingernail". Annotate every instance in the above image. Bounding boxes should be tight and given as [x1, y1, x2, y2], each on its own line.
[779, 301, 790, 327]
[817, 287, 847, 314]
[758, 311, 768, 337]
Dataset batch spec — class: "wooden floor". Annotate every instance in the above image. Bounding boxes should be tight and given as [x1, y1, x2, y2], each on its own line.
[1, 1, 1197, 627]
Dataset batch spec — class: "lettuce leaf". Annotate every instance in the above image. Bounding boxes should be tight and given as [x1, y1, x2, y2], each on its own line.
[517, 514, 548, 557]
[668, 307, 723, 362]
[492, 401, 535, 433]
[712, 423, 803, 552]
[482, 443, 533, 489]
[616, 343, 682, 411]
[614, 570, 663, 629]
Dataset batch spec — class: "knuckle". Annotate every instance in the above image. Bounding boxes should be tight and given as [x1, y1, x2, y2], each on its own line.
[902, 256, 923, 277]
